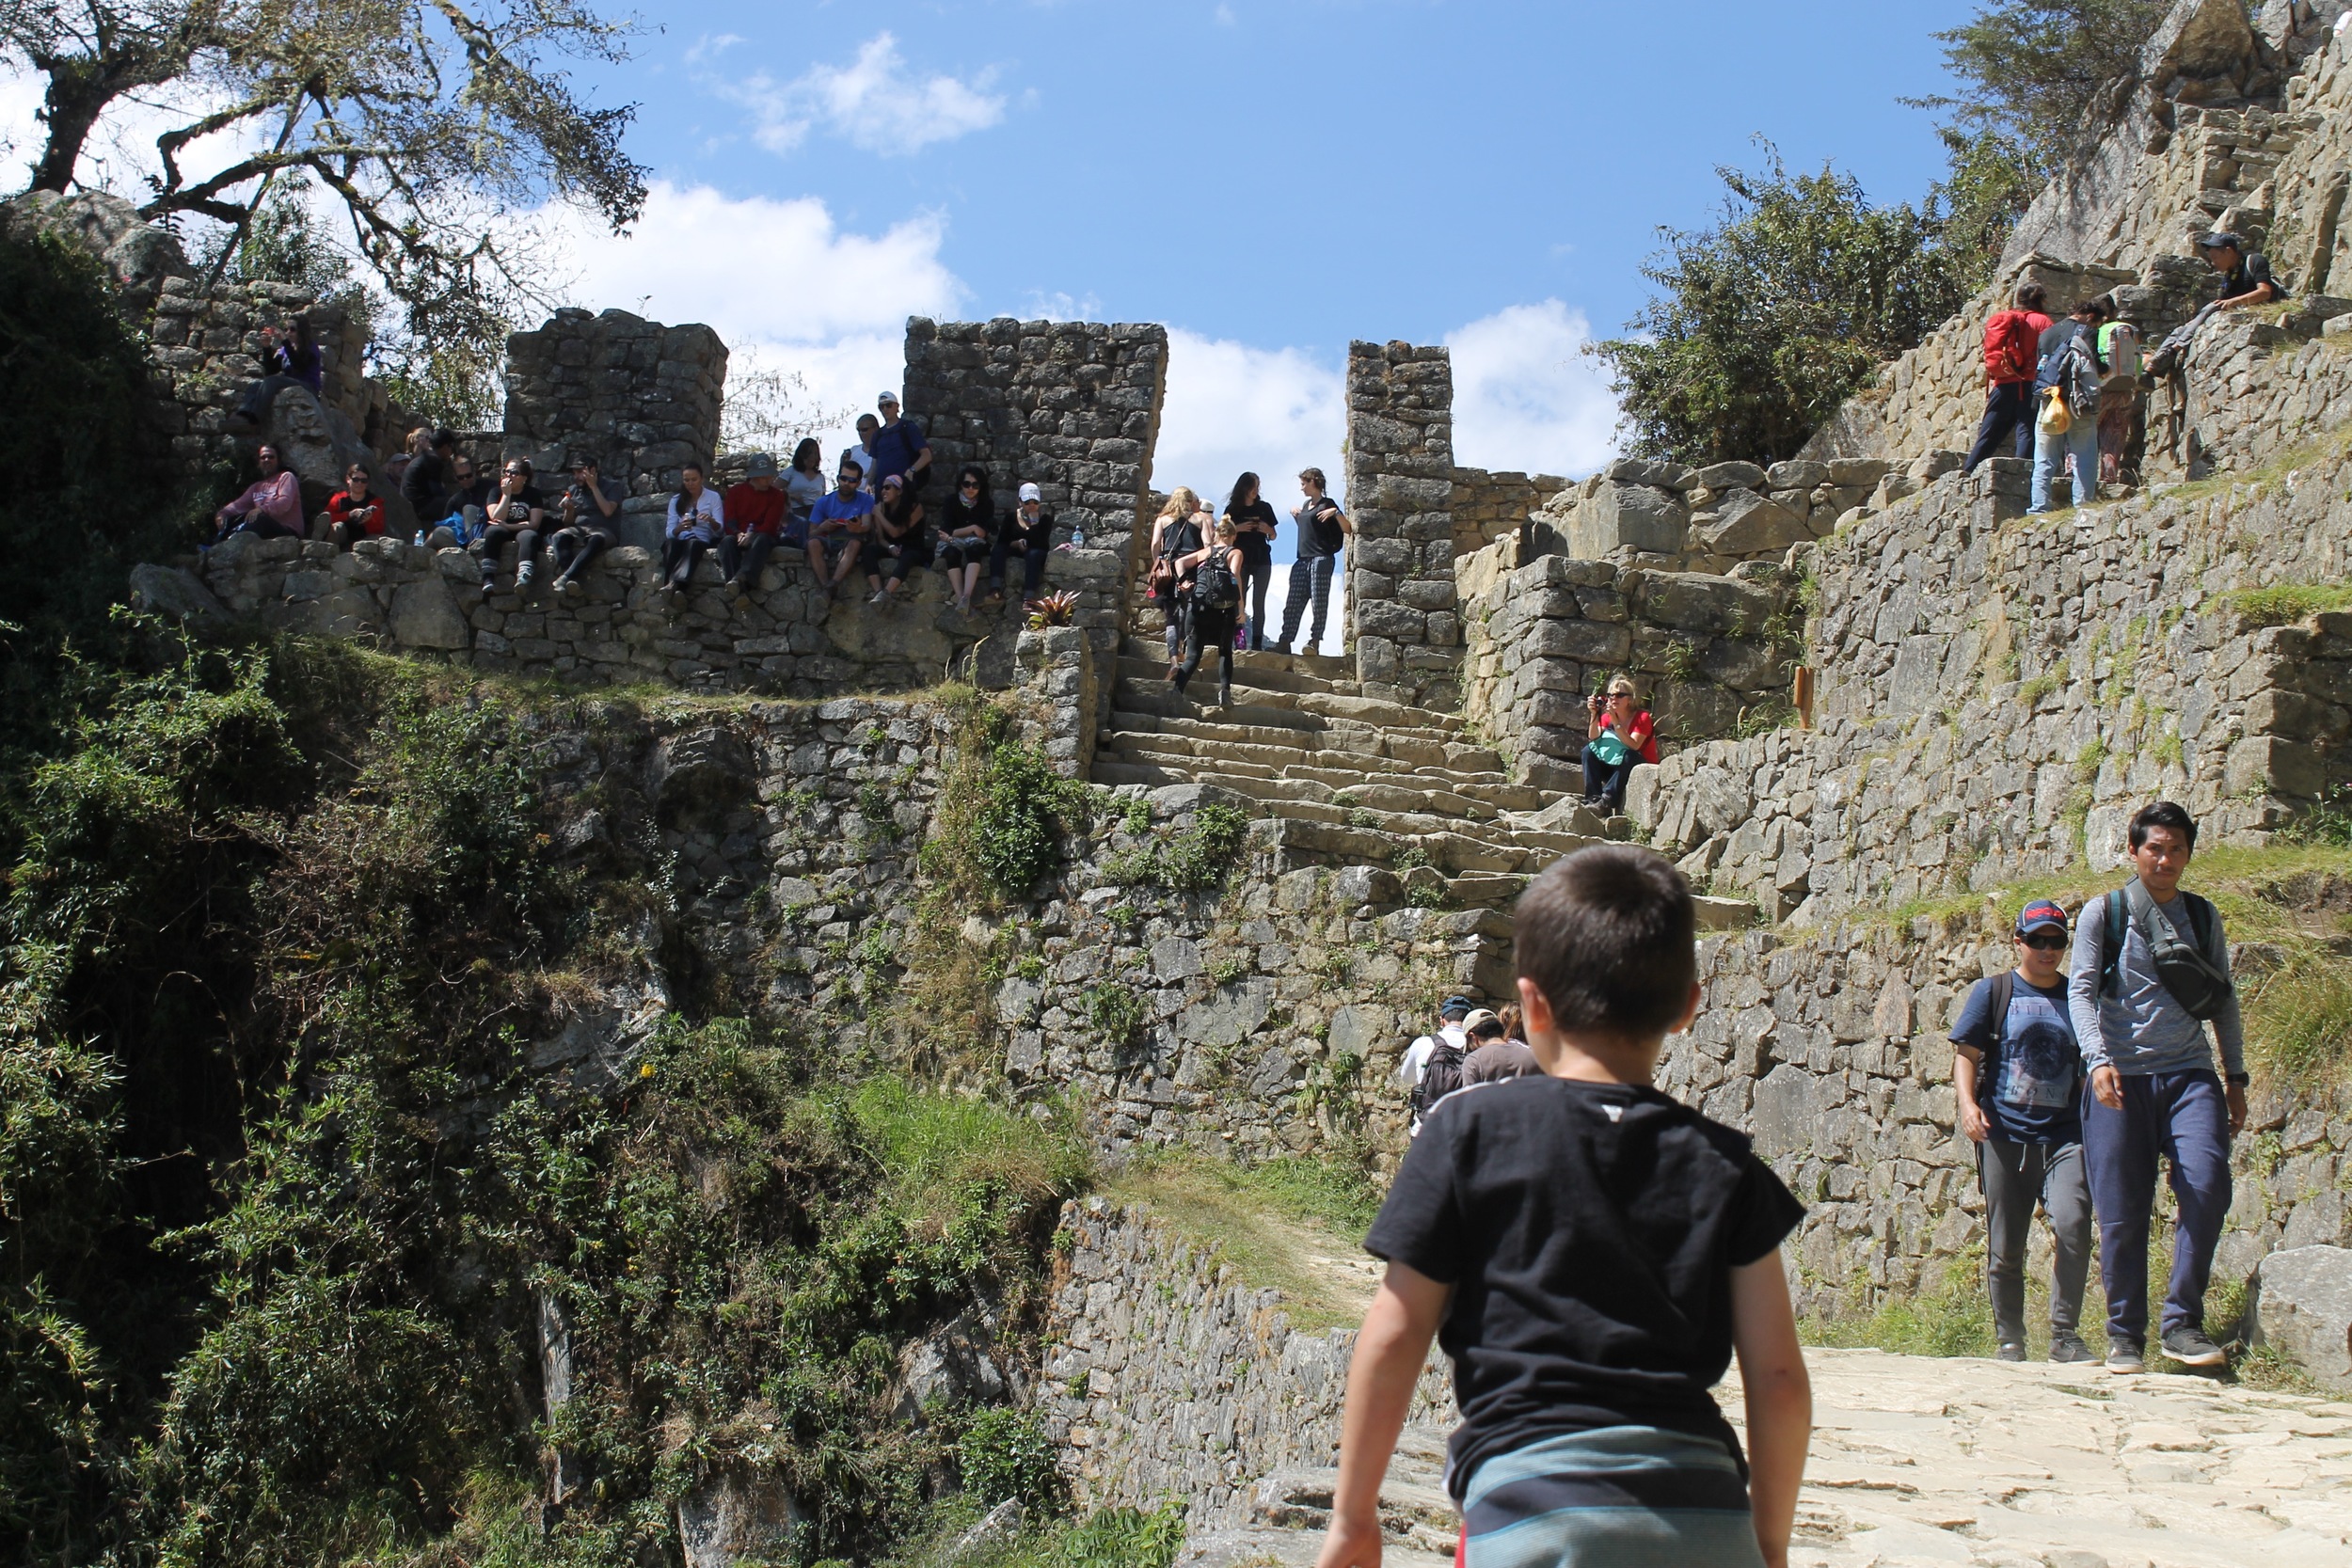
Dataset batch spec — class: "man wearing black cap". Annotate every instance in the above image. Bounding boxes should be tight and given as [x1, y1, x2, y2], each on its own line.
[1950, 899, 2094, 1364]
[2197, 231, 2284, 311]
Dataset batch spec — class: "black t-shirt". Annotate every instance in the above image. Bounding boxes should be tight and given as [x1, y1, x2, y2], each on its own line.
[1295, 496, 1344, 559]
[2222, 251, 2285, 301]
[488, 485, 547, 527]
[999, 506, 1054, 551]
[1228, 499, 1278, 567]
[1365, 1076, 1804, 1497]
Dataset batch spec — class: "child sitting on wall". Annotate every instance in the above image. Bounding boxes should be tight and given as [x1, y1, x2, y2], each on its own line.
[1316, 845, 1814, 1568]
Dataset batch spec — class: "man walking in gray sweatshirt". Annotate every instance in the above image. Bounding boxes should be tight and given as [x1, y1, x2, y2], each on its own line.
[2068, 800, 2246, 1374]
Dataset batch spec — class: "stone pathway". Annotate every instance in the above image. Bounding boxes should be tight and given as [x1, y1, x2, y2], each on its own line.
[1179, 1349, 2352, 1567]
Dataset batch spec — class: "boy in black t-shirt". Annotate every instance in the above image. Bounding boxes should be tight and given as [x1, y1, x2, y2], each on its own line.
[1319, 846, 1811, 1568]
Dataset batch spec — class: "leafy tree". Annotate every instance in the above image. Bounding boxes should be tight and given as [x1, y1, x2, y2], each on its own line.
[1919, 0, 2173, 152]
[4, 0, 647, 389]
[1593, 151, 1970, 465]
[1907, 0, 2173, 282]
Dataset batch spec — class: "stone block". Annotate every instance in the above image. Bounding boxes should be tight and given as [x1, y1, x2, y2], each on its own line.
[2250, 1245, 2352, 1393]
[1569, 483, 1688, 558]
[1692, 489, 1806, 557]
[1633, 573, 1775, 637]
[1693, 461, 1766, 492]
[2226, 735, 2329, 799]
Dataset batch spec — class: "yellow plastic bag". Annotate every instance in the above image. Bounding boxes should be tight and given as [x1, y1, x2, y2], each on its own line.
[2037, 385, 2071, 435]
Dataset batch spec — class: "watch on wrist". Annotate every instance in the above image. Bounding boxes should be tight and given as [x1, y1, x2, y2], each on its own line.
[2225, 1072, 2250, 1086]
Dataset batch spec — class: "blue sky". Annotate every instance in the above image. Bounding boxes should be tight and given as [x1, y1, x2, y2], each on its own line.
[3, 0, 1985, 640]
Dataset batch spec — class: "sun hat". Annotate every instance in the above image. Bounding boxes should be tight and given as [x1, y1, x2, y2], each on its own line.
[1019, 483, 1042, 503]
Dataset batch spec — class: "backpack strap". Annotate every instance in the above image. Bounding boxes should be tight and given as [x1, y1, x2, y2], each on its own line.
[2099, 888, 2126, 999]
[1988, 970, 2014, 1053]
[2185, 891, 2217, 956]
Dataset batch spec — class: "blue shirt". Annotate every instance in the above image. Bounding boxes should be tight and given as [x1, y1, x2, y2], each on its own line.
[868, 418, 928, 485]
[1951, 973, 2081, 1144]
[808, 490, 873, 536]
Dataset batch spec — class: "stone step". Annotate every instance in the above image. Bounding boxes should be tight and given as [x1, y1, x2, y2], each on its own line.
[1447, 871, 1532, 910]
[1119, 641, 1360, 696]
[1110, 672, 1464, 736]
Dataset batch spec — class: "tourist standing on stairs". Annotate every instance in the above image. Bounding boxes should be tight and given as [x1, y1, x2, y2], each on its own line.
[1149, 488, 1205, 677]
[2027, 298, 2109, 515]
[1395, 996, 1473, 1134]
[2068, 801, 2246, 1374]
[1950, 899, 2094, 1365]
[1963, 283, 2051, 477]
[1170, 517, 1244, 705]
[1275, 467, 1350, 656]
[1224, 471, 1279, 650]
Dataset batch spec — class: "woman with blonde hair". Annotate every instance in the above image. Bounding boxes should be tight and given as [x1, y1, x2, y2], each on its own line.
[1151, 486, 1206, 672]
[1582, 673, 1660, 813]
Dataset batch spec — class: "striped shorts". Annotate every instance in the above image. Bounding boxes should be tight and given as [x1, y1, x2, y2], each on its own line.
[1457, 1426, 1764, 1568]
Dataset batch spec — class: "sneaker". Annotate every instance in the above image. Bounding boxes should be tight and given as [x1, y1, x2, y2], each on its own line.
[2161, 1326, 2229, 1368]
[1271, 641, 1292, 657]
[1995, 1342, 2027, 1363]
[2049, 1332, 2093, 1364]
[866, 588, 887, 605]
[2106, 1338, 2146, 1374]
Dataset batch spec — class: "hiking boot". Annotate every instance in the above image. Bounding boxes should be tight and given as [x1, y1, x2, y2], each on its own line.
[2105, 1338, 2146, 1374]
[2049, 1332, 2093, 1364]
[1270, 641, 1292, 657]
[1995, 1342, 2027, 1363]
[2161, 1326, 2229, 1368]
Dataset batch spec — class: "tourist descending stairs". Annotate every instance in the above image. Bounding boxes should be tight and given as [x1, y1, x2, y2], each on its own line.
[1091, 636, 1622, 911]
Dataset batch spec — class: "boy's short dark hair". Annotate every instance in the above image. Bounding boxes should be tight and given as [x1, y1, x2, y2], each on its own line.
[2016, 282, 2048, 311]
[1515, 845, 1696, 1039]
[2128, 800, 2198, 851]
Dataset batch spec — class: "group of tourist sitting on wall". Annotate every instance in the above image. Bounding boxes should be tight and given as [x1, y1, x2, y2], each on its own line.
[205, 390, 1064, 613]
[1141, 467, 1353, 704]
[1963, 230, 2284, 509]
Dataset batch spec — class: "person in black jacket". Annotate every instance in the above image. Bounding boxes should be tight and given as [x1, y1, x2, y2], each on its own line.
[987, 482, 1055, 604]
[400, 427, 455, 527]
[934, 464, 995, 614]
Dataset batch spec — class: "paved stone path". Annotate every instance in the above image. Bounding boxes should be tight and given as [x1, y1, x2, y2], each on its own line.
[1179, 1348, 2352, 1567]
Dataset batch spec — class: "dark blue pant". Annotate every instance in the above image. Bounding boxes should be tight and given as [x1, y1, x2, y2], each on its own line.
[2081, 1069, 2232, 1344]
[1962, 381, 2035, 475]
[1278, 552, 1336, 650]
[1581, 743, 1636, 808]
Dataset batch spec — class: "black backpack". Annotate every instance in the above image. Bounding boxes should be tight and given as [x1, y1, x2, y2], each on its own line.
[2097, 886, 2233, 1021]
[1412, 1038, 1468, 1121]
[1192, 546, 1240, 610]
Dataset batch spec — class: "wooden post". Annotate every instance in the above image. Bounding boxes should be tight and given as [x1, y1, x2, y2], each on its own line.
[1793, 666, 1815, 729]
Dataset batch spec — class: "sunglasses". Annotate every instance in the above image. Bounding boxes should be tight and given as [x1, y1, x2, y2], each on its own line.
[2021, 933, 2068, 951]
[960, 479, 981, 489]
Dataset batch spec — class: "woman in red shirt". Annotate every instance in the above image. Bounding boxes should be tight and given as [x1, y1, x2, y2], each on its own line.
[1581, 675, 1659, 813]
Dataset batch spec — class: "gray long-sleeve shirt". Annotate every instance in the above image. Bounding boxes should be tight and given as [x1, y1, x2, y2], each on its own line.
[2067, 880, 2244, 1078]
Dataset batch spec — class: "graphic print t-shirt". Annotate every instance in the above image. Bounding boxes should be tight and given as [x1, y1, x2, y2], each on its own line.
[1950, 974, 2081, 1143]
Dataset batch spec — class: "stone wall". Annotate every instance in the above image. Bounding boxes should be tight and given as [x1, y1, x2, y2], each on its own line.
[501, 308, 728, 551]
[2154, 293, 2352, 476]
[1532, 456, 1893, 572]
[1458, 553, 1801, 794]
[901, 318, 1167, 699]
[1629, 444, 2352, 924]
[185, 532, 1022, 699]
[1344, 342, 1462, 709]
[1450, 466, 1565, 556]
[1035, 1198, 1448, 1525]
[1669, 904, 2352, 1318]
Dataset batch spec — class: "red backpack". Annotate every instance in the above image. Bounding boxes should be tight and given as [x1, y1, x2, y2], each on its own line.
[1984, 309, 2045, 385]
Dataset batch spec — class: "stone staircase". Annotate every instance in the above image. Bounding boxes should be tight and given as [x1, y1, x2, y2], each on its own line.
[1090, 638, 1619, 911]
[1175, 1421, 1458, 1567]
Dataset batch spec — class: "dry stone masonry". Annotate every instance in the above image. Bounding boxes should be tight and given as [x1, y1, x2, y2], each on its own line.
[1343, 342, 1463, 708]
[501, 308, 728, 550]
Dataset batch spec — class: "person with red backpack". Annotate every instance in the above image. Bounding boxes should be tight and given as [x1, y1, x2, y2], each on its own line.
[1962, 282, 2053, 478]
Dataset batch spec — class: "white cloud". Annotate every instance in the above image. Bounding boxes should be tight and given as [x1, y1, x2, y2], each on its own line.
[1156, 331, 1350, 652]
[731, 33, 1007, 158]
[548, 181, 967, 458]
[1445, 299, 1622, 479]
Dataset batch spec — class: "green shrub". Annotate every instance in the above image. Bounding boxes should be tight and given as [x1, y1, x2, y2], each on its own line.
[958, 1409, 1063, 1510]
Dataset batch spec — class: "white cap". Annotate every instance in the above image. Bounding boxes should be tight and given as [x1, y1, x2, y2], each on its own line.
[878, 390, 900, 406]
[1019, 483, 1042, 503]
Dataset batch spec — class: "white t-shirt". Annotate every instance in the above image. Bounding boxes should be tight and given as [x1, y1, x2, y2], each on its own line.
[1394, 1023, 1468, 1085]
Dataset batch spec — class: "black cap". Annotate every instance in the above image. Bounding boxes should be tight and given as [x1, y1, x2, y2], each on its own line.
[2197, 230, 2246, 251]
[1439, 995, 1472, 1018]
